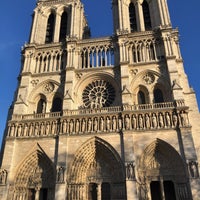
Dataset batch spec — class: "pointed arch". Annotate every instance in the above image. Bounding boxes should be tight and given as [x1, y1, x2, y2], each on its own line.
[153, 88, 164, 103]
[59, 11, 68, 41]
[36, 94, 47, 113]
[12, 143, 56, 199]
[142, 0, 152, 30]
[138, 139, 189, 200]
[51, 96, 63, 112]
[45, 13, 55, 43]
[68, 137, 125, 183]
[137, 85, 149, 104]
[139, 138, 186, 177]
[129, 2, 137, 32]
[67, 137, 126, 199]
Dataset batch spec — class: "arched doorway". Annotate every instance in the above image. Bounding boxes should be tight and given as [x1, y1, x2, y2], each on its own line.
[138, 139, 191, 200]
[11, 144, 56, 200]
[66, 137, 126, 200]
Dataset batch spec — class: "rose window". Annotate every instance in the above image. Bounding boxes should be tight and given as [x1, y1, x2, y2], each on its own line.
[82, 80, 115, 109]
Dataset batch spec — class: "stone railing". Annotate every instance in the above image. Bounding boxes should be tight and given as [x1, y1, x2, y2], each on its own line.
[7, 100, 189, 138]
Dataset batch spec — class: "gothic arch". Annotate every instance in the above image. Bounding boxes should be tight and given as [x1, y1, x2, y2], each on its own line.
[28, 79, 62, 113]
[138, 138, 186, 178]
[66, 137, 126, 199]
[74, 72, 121, 109]
[137, 139, 190, 200]
[12, 143, 56, 199]
[131, 70, 172, 103]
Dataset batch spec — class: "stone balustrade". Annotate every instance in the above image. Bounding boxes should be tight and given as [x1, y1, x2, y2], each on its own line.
[7, 100, 189, 138]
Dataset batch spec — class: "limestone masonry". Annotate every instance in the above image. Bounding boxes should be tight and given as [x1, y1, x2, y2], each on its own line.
[0, 0, 200, 199]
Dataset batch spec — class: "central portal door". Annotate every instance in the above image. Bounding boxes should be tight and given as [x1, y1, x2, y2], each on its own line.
[89, 183, 98, 200]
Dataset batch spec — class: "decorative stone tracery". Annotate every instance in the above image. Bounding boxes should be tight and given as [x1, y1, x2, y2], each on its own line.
[11, 144, 56, 200]
[137, 139, 190, 200]
[82, 80, 115, 109]
[66, 137, 126, 199]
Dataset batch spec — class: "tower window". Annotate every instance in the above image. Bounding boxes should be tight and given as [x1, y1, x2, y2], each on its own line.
[129, 2, 137, 32]
[45, 13, 55, 43]
[51, 97, 62, 112]
[154, 88, 164, 103]
[59, 12, 68, 42]
[142, 0, 152, 30]
[37, 98, 46, 114]
[138, 91, 146, 104]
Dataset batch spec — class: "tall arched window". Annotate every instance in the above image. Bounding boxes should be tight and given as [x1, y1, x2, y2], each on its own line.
[37, 98, 46, 114]
[138, 91, 146, 104]
[59, 11, 68, 42]
[154, 88, 164, 103]
[51, 97, 62, 112]
[142, 0, 152, 30]
[129, 2, 137, 32]
[45, 13, 55, 43]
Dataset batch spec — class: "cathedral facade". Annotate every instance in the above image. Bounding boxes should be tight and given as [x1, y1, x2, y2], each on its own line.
[0, 0, 200, 199]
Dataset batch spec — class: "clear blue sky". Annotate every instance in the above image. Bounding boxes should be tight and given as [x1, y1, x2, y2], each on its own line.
[0, 0, 200, 142]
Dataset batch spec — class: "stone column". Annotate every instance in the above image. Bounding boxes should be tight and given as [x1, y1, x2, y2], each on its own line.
[30, 10, 38, 43]
[54, 13, 61, 42]
[135, 0, 145, 31]
[126, 180, 138, 200]
[35, 188, 40, 200]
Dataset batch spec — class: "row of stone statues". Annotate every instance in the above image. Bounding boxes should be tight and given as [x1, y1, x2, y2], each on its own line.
[8, 110, 189, 137]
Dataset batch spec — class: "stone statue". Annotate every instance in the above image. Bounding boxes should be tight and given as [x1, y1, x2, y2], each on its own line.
[42, 101, 46, 113]
[17, 124, 22, 137]
[106, 117, 111, 131]
[69, 120, 74, 134]
[145, 114, 150, 129]
[51, 121, 57, 135]
[93, 118, 98, 132]
[152, 114, 157, 128]
[35, 123, 39, 136]
[112, 116, 117, 131]
[132, 115, 137, 129]
[24, 124, 28, 136]
[81, 119, 86, 132]
[75, 119, 80, 133]
[158, 113, 164, 128]
[0, 169, 7, 185]
[100, 117, 104, 131]
[62, 120, 67, 133]
[46, 122, 50, 135]
[40, 123, 45, 135]
[172, 113, 178, 127]
[29, 123, 33, 136]
[138, 115, 143, 129]
[87, 118, 92, 132]
[125, 115, 130, 130]
[10, 124, 15, 137]
[180, 111, 187, 127]
[118, 116, 122, 130]
[190, 161, 199, 178]
[57, 166, 65, 183]
[126, 162, 135, 180]
[165, 112, 171, 127]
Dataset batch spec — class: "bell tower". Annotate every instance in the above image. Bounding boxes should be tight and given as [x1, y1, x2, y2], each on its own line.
[112, 0, 171, 33]
[30, 0, 89, 44]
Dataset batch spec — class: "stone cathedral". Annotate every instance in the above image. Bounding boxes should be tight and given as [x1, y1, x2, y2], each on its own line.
[0, 0, 200, 199]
